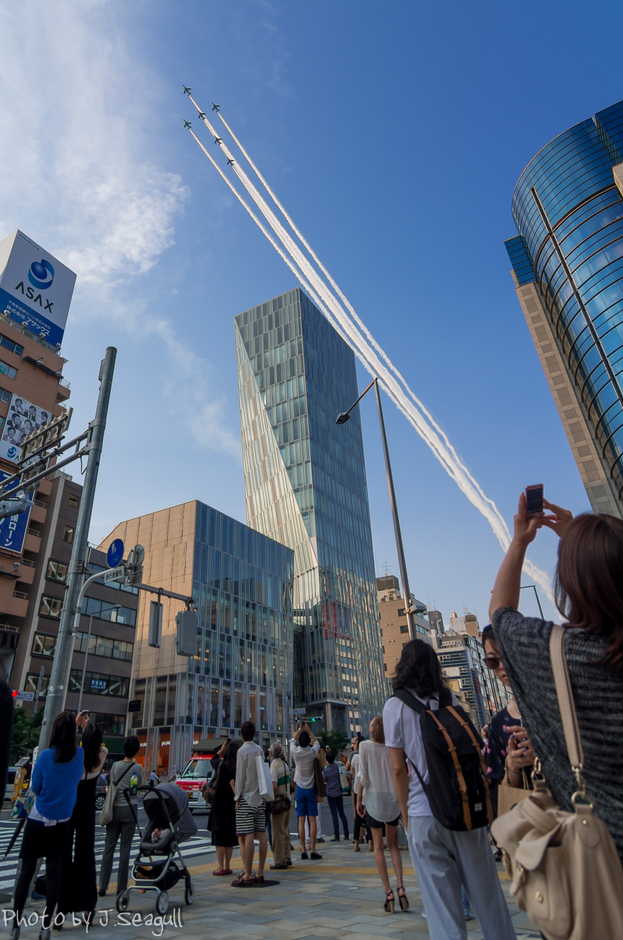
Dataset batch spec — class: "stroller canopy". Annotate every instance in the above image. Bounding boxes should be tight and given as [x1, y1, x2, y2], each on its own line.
[143, 783, 198, 843]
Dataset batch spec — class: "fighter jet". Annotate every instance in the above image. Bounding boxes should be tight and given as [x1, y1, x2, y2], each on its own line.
[183, 85, 191, 95]
[212, 102, 220, 112]
[213, 136, 223, 144]
[183, 120, 192, 129]
[197, 111, 206, 120]
[226, 157, 235, 166]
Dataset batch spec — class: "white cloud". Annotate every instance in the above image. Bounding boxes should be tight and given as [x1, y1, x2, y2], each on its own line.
[0, 0, 237, 458]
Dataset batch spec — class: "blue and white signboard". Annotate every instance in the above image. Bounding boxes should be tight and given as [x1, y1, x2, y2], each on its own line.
[0, 230, 76, 348]
[0, 470, 33, 554]
[107, 538, 124, 569]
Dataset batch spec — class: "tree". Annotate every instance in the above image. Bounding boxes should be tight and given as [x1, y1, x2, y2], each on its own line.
[11, 707, 43, 764]
[317, 729, 349, 757]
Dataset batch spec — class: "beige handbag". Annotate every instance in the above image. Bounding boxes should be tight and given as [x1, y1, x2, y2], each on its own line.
[492, 624, 623, 940]
[497, 768, 530, 817]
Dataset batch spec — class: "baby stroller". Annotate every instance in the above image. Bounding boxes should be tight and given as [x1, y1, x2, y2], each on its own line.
[118, 783, 198, 914]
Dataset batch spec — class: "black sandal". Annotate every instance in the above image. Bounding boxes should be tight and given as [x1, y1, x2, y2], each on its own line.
[384, 890, 395, 913]
[397, 886, 409, 911]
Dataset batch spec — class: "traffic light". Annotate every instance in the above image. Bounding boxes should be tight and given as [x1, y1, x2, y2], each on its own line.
[125, 544, 144, 586]
[175, 609, 197, 656]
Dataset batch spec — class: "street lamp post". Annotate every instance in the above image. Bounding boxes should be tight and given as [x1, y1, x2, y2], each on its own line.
[77, 604, 121, 713]
[519, 584, 544, 619]
[336, 377, 419, 641]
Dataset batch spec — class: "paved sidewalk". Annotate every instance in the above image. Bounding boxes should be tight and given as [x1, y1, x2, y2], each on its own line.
[0, 837, 541, 939]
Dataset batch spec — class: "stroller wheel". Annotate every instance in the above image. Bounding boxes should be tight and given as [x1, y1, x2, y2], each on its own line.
[156, 891, 169, 915]
[116, 891, 129, 913]
[185, 882, 194, 905]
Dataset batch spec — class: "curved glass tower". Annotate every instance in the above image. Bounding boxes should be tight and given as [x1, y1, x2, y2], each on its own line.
[506, 101, 623, 516]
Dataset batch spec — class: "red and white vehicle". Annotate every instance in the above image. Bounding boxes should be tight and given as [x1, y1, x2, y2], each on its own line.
[175, 738, 229, 811]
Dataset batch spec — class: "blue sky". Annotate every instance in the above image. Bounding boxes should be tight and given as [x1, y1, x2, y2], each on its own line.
[1, 0, 622, 626]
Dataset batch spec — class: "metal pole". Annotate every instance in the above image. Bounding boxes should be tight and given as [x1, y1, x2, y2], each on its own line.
[39, 347, 117, 752]
[373, 379, 417, 641]
[77, 604, 121, 713]
[520, 584, 545, 619]
[33, 665, 44, 716]
[76, 613, 95, 715]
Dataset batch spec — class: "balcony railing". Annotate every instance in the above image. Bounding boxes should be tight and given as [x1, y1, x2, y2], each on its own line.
[13, 590, 29, 600]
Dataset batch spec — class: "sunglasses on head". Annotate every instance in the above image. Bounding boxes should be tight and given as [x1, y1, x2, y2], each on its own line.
[483, 656, 501, 669]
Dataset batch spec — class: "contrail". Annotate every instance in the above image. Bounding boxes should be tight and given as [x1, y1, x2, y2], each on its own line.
[184, 92, 554, 605]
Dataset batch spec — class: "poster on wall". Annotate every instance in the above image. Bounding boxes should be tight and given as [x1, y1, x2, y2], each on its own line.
[0, 229, 76, 348]
[0, 470, 33, 554]
[0, 394, 51, 463]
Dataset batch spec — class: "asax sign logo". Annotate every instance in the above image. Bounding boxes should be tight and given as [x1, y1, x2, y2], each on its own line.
[0, 230, 76, 348]
[28, 259, 55, 291]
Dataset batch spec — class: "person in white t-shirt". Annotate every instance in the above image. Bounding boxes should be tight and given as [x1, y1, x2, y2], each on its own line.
[289, 723, 321, 860]
[383, 640, 515, 940]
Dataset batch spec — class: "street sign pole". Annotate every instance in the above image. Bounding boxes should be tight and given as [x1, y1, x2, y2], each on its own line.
[39, 347, 117, 752]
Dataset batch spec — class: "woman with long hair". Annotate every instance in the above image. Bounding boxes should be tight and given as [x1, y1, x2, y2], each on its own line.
[345, 734, 372, 851]
[490, 495, 623, 866]
[207, 741, 239, 875]
[57, 722, 108, 924]
[11, 711, 85, 940]
[357, 716, 406, 913]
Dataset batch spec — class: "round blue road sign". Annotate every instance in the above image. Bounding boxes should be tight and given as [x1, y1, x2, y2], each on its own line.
[107, 538, 124, 568]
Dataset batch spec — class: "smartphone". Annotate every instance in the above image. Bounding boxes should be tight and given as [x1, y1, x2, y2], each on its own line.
[525, 484, 544, 516]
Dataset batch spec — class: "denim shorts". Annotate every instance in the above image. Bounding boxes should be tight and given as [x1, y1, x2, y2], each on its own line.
[295, 785, 318, 817]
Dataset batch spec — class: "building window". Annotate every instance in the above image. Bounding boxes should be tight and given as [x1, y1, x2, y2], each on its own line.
[400, 624, 408, 634]
[46, 559, 68, 582]
[75, 632, 133, 661]
[40, 595, 62, 618]
[32, 633, 56, 657]
[68, 493, 80, 509]
[69, 669, 129, 698]
[0, 360, 17, 380]
[397, 608, 406, 617]
[62, 526, 74, 543]
[81, 596, 136, 628]
[384, 663, 387, 671]
[90, 713, 126, 736]
[0, 334, 23, 356]
[0, 388, 11, 403]
[25, 673, 48, 698]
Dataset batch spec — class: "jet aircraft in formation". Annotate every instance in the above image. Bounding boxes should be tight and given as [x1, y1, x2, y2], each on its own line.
[212, 102, 220, 112]
[182, 85, 191, 94]
[183, 120, 192, 128]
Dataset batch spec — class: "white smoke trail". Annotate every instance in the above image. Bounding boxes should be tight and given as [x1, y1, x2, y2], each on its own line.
[186, 96, 554, 605]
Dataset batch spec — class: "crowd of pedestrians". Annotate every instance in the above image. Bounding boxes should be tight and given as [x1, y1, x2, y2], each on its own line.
[6, 494, 623, 940]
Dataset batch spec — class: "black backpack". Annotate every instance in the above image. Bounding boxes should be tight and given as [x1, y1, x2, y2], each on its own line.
[393, 687, 492, 831]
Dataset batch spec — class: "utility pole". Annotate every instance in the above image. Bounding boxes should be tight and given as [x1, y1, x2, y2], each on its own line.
[38, 347, 117, 752]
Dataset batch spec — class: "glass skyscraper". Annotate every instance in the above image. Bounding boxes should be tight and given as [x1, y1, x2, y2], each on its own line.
[235, 288, 386, 733]
[505, 101, 623, 517]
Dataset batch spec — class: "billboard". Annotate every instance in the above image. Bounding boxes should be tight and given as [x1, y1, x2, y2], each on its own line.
[0, 230, 76, 348]
[0, 394, 51, 464]
[0, 471, 33, 554]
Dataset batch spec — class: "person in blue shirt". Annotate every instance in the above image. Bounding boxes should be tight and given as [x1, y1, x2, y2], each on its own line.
[10, 711, 84, 940]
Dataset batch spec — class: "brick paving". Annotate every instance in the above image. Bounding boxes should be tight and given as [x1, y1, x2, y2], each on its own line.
[1, 836, 541, 939]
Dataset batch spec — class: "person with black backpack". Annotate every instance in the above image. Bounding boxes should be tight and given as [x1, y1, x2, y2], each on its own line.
[383, 639, 516, 940]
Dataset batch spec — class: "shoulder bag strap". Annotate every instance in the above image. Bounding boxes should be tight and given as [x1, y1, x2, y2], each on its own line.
[549, 624, 584, 784]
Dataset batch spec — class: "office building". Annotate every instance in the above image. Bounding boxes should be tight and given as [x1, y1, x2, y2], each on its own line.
[0, 229, 75, 681]
[505, 101, 623, 516]
[10, 473, 139, 760]
[235, 288, 386, 733]
[376, 575, 432, 682]
[101, 501, 294, 777]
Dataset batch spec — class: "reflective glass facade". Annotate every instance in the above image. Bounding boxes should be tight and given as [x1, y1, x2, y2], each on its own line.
[506, 101, 623, 507]
[235, 288, 386, 733]
[126, 501, 294, 771]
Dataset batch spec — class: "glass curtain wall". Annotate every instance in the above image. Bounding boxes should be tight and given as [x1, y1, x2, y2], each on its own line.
[235, 288, 386, 732]
[506, 101, 623, 504]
